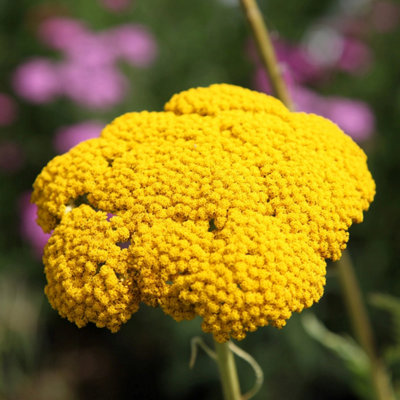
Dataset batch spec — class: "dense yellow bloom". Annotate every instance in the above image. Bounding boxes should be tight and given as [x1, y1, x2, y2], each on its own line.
[32, 84, 375, 342]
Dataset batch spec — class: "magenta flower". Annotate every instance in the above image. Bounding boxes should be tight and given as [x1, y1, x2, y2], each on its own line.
[338, 37, 372, 74]
[0, 93, 17, 126]
[13, 58, 60, 103]
[255, 68, 375, 141]
[37, 17, 89, 52]
[303, 27, 372, 76]
[105, 24, 157, 67]
[100, 0, 131, 12]
[322, 97, 375, 142]
[19, 192, 51, 258]
[38, 17, 116, 67]
[248, 38, 324, 85]
[53, 121, 104, 153]
[65, 32, 117, 67]
[273, 39, 324, 84]
[292, 87, 375, 142]
[59, 62, 127, 109]
[15, 18, 157, 109]
[254, 65, 297, 100]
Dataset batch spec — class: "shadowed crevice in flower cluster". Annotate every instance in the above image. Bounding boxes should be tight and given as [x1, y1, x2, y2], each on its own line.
[208, 219, 218, 233]
[32, 84, 375, 342]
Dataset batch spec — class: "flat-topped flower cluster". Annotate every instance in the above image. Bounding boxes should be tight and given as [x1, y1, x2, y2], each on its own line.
[32, 84, 375, 342]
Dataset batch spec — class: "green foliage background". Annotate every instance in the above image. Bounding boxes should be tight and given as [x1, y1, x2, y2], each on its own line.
[0, 0, 399, 399]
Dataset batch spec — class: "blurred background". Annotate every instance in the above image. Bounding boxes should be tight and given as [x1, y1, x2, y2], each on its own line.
[1, 0, 399, 399]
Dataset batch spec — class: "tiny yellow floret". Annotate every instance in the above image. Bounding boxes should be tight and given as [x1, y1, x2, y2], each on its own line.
[32, 84, 375, 342]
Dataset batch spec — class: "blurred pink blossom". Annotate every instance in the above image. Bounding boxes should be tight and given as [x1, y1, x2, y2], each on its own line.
[0, 141, 25, 173]
[105, 25, 157, 67]
[273, 40, 324, 84]
[53, 121, 104, 153]
[0, 93, 17, 126]
[66, 33, 117, 67]
[13, 58, 60, 103]
[59, 62, 127, 109]
[15, 18, 157, 109]
[323, 97, 375, 141]
[37, 17, 89, 52]
[338, 37, 372, 74]
[255, 68, 374, 141]
[19, 192, 51, 258]
[254, 66, 296, 99]
[39, 17, 116, 67]
[100, 0, 131, 12]
[303, 27, 372, 75]
[248, 39, 324, 84]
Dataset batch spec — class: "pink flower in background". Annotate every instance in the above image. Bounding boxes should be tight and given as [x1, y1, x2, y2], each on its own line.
[291, 86, 375, 141]
[255, 68, 375, 141]
[0, 93, 17, 126]
[59, 62, 127, 109]
[303, 27, 372, 76]
[19, 193, 51, 258]
[323, 97, 375, 141]
[100, 0, 131, 13]
[105, 25, 157, 67]
[254, 65, 296, 97]
[14, 17, 157, 109]
[53, 121, 104, 153]
[39, 17, 116, 67]
[13, 58, 60, 103]
[248, 39, 324, 84]
[0, 141, 25, 173]
[273, 40, 324, 84]
[37, 17, 89, 52]
[65, 33, 117, 67]
[338, 37, 372, 74]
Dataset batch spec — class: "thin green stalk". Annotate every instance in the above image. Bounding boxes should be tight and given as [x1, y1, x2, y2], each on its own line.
[239, 0, 293, 110]
[239, 1, 396, 399]
[214, 340, 242, 400]
[337, 251, 396, 400]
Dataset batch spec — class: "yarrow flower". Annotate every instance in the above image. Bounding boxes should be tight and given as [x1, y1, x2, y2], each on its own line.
[32, 84, 375, 342]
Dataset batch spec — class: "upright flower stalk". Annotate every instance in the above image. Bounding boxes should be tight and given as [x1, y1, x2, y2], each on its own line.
[239, 1, 395, 399]
[239, 0, 293, 109]
[214, 341, 242, 400]
[337, 252, 396, 400]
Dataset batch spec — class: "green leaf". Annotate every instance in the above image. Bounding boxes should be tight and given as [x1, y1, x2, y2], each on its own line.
[302, 312, 373, 400]
[370, 293, 400, 366]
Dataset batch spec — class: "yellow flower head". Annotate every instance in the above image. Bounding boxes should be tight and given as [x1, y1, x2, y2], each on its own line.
[32, 84, 375, 342]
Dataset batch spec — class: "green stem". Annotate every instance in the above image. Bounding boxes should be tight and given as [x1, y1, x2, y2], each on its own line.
[337, 251, 396, 400]
[214, 340, 242, 400]
[239, 1, 396, 399]
[239, 0, 293, 110]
